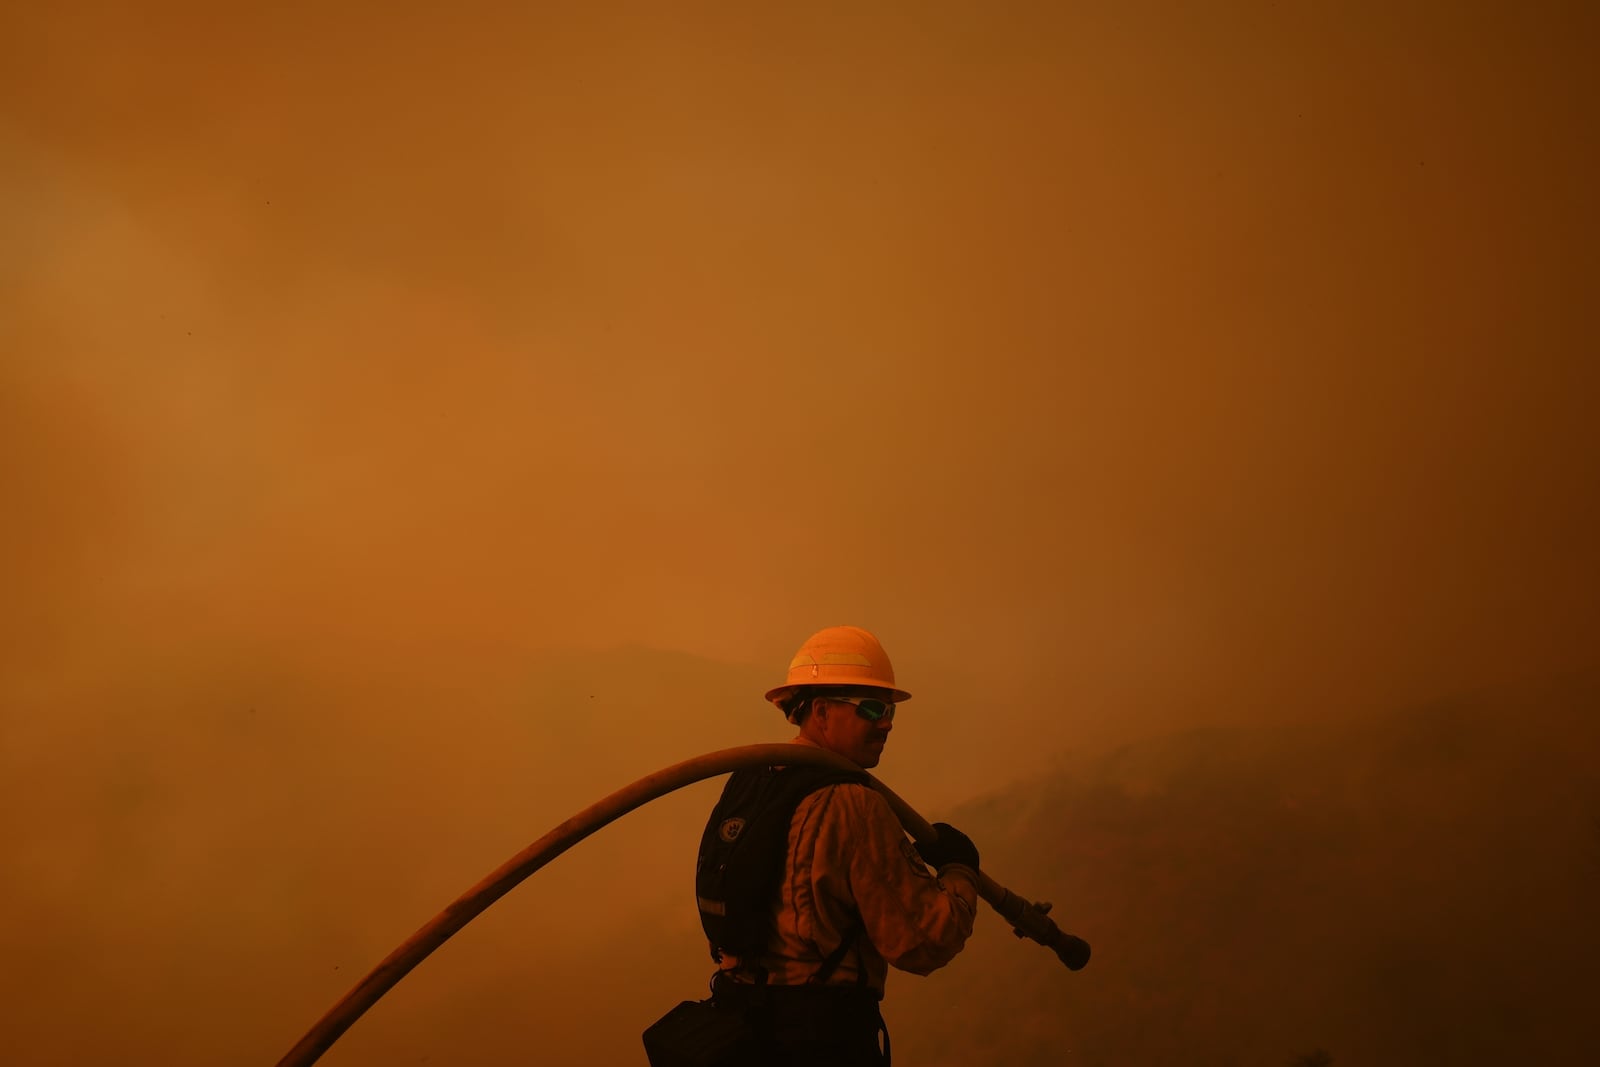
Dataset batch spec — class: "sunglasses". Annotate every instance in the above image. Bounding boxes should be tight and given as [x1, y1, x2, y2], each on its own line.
[827, 695, 897, 723]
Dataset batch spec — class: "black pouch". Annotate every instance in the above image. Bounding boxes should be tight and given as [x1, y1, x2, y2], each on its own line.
[642, 998, 759, 1067]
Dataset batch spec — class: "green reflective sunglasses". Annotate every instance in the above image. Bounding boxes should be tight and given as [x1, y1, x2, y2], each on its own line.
[829, 695, 896, 723]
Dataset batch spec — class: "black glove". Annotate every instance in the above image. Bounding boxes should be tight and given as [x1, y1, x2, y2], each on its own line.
[914, 822, 980, 871]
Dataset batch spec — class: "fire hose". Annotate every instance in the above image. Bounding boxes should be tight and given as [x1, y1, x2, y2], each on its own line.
[275, 743, 1089, 1066]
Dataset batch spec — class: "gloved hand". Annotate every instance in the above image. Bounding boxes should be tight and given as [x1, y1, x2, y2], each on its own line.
[914, 822, 980, 871]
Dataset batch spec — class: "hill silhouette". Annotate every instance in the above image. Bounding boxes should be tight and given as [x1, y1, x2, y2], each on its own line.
[890, 672, 1600, 1066]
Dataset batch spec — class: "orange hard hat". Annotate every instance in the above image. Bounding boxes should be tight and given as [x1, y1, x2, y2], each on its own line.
[764, 625, 912, 708]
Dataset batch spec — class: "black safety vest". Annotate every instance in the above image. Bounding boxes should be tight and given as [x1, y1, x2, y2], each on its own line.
[695, 764, 867, 963]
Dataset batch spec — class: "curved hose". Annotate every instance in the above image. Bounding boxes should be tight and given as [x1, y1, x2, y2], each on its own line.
[275, 743, 1087, 1067]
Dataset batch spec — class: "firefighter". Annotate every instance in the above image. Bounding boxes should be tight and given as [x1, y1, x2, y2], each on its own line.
[701, 625, 982, 1066]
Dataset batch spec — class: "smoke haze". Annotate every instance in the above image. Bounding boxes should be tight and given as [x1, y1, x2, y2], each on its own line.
[3, 1, 1596, 1063]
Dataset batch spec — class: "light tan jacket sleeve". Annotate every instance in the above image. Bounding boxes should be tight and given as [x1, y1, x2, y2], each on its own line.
[780, 781, 978, 985]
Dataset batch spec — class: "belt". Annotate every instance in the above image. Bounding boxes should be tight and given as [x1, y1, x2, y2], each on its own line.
[711, 973, 886, 1049]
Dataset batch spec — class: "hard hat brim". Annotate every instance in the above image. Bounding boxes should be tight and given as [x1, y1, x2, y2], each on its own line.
[764, 683, 912, 706]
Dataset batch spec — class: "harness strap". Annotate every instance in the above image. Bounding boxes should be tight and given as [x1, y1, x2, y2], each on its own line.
[809, 925, 860, 985]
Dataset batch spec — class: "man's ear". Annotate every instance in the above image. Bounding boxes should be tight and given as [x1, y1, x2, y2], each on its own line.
[810, 696, 829, 723]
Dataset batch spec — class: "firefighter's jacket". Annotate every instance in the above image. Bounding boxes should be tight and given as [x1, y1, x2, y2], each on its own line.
[715, 744, 978, 993]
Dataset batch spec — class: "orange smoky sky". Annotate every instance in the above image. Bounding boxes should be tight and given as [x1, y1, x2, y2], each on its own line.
[2, 2, 1596, 1065]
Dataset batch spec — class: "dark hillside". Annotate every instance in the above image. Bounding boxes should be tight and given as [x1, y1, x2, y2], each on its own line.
[891, 674, 1600, 1066]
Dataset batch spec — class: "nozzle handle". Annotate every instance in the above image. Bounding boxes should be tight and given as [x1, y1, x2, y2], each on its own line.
[979, 877, 1091, 970]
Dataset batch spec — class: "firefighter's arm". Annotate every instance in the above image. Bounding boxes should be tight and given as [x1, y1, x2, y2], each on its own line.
[836, 785, 978, 975]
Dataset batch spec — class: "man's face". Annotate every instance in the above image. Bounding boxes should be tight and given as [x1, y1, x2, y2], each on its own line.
[811, 690, 896, 769]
